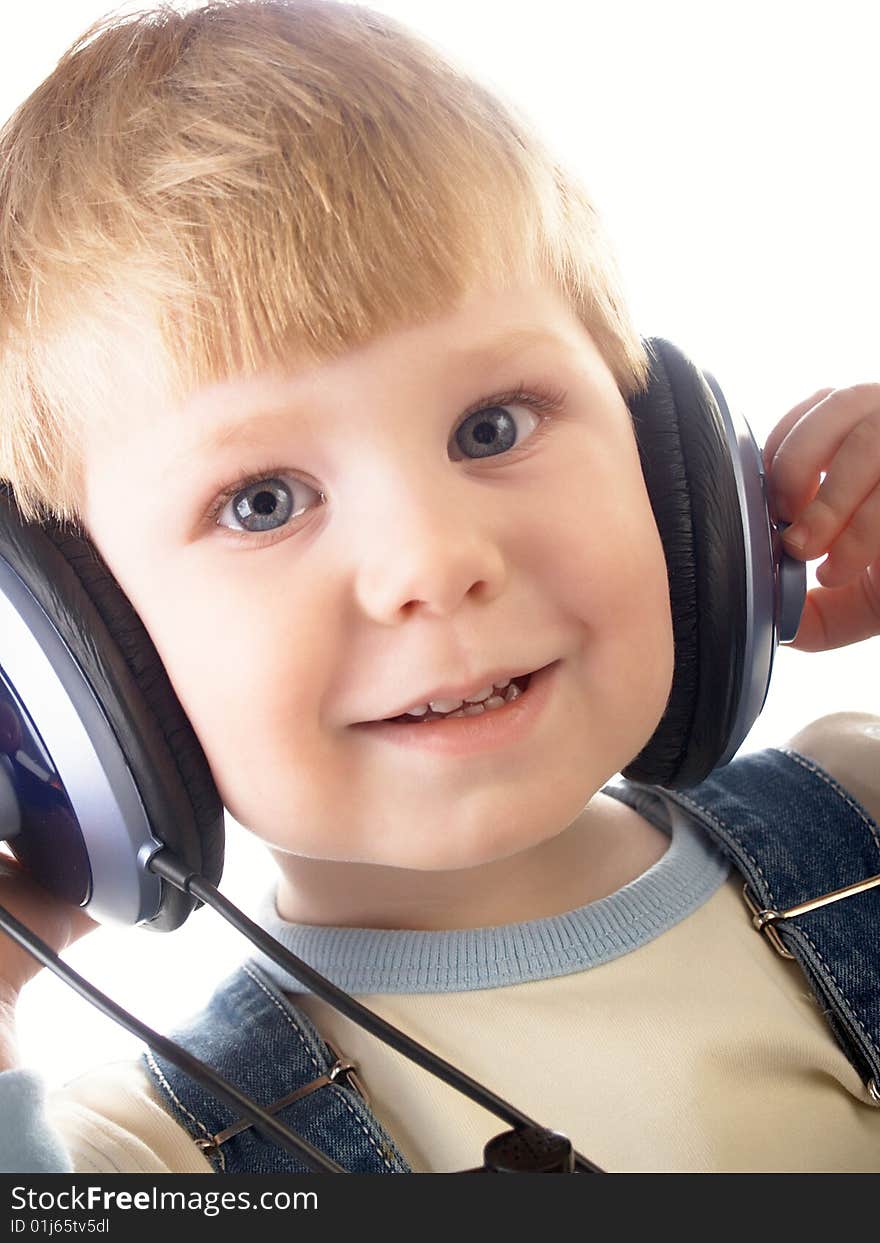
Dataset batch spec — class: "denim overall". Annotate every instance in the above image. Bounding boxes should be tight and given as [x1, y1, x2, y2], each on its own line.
[143, 746, 880, 1174]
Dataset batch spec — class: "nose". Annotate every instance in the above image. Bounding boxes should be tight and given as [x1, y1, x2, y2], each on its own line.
[350, 467, 507, 623]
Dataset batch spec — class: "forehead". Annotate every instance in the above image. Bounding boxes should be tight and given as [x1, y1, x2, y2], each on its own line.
[91, 276, 603, 472]
[177, 278, 599, 441]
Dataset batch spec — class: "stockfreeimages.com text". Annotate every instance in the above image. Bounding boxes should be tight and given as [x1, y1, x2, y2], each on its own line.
[10, 1186, 316, 1218]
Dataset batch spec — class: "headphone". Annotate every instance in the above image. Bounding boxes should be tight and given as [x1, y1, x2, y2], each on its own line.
[0, 336, 806, 933]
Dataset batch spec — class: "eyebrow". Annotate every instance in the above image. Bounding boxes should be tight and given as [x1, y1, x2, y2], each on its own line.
[189, 326, 573, 453]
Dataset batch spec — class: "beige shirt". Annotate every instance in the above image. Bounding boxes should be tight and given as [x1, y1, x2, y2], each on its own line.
[45, 866, 880, 1174]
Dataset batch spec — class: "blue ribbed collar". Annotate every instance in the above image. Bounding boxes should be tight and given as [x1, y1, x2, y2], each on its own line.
[245, 781, 729, 995]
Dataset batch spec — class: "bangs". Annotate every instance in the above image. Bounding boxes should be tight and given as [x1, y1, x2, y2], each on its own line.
[0, 0, 649, 527]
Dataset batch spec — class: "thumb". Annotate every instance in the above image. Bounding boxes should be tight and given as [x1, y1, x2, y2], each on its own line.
[785, 564, 880, 652]
[0, 853, 100, 969]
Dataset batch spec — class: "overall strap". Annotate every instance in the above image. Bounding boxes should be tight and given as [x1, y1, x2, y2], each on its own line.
[141, 961, 412, 1173]
[627, 746, 880, 1101]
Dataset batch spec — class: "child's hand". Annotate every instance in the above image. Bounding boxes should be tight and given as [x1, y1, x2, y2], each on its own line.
[762, 383, 880, 652]
[0, 851, 99, 1001]
[0, 704, 99, 1003]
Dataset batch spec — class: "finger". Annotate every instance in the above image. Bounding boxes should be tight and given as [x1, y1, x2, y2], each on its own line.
[64, 905, 101, 946]
[785, 559, 880, 652]
[767, 385, 880, 523]
[762, 387, 836, 473]
[783, 417, 880, 560]
[813, 479, 880, 588]
[0, 853, 98, 947]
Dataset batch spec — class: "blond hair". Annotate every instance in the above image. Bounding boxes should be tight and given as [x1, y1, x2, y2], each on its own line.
[0, 0, 650, 528]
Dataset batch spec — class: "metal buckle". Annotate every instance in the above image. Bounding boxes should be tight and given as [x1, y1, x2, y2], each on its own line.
[742, 879, 880, 1105]
[742, 871, 880, 962]
[194, 1040, 369, 1156]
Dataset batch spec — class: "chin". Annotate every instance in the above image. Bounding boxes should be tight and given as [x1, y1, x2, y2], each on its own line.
[420, 816, 566, 873]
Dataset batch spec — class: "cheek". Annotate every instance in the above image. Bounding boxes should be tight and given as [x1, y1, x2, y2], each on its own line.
[124, 565, 323, 782]
[533, 446, 674, 713]
[171, 593, 354, 835]
[533, 440, 670, 627]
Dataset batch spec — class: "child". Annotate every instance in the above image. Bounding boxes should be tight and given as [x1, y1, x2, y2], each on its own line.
[1, 0, 879, 1174]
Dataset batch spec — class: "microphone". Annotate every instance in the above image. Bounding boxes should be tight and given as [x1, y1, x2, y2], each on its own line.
[478, 1127, 575, 1174]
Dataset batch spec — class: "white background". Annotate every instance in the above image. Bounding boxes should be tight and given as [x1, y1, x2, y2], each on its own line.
[1, 0, 878, 1087]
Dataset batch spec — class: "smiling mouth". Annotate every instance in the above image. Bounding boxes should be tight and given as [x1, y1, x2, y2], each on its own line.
[383, 672, 534, 723]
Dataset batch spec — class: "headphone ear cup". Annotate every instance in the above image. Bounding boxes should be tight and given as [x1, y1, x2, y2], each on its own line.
[622, 339, 747, 789]
[0, 482, 224, 931]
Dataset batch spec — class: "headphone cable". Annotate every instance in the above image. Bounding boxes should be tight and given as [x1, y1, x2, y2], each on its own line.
[149, 847, 604, 1174]
[0, 899, 345, 1172]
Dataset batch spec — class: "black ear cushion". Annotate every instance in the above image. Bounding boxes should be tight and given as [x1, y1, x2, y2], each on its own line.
[622, 339, 747, 789]
[0, 483, 224, 931]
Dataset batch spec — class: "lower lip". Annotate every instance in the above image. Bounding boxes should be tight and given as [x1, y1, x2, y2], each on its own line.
[353, 661, 561, 756]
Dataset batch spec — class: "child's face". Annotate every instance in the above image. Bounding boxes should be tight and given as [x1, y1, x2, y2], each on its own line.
[81, 275, 673, 880]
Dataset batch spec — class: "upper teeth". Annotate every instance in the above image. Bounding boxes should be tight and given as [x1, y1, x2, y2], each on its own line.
[404, 678, 512, 717]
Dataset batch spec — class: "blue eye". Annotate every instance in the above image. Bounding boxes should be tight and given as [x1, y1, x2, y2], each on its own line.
[208, 382, 566, 546]
[216, 475, 321, 539]
[452, 403, 538, 460]
[448, 382, 566, 462]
